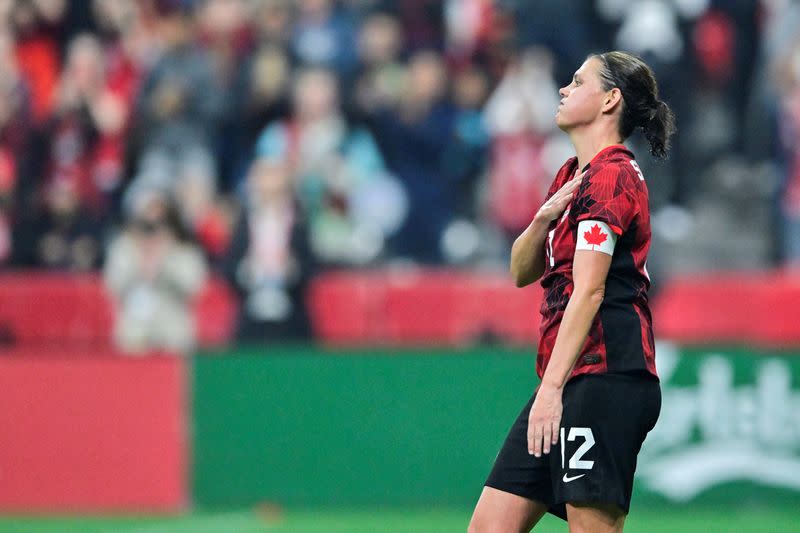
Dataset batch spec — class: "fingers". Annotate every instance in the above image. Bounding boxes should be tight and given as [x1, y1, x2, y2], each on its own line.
[528, 423, 542, 457]
[566, 176, 582, 191]
[527, 408, 538, 456]
[545, 174, 582, 212]
[553, 192, 574, 210]
[559, 192, 575, 208]
[556, 177, 581, 197]
[542, 422, 552, 455]
[553, 176, 581, 202]
[527, 421, 534, 455]
[528, 421, 556, 457]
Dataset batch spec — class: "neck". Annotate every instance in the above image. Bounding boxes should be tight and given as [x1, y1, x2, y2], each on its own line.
[569, 125, 624, 170]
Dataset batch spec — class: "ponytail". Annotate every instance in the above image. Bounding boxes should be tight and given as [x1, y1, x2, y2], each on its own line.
[642, 100, 676, 159]
[594, 51, 677, 160]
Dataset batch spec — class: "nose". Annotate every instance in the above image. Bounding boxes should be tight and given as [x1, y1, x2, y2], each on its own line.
[559, 85, 569, 98]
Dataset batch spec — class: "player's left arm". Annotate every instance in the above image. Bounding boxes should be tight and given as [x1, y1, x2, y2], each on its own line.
[526, 243, 612, 457]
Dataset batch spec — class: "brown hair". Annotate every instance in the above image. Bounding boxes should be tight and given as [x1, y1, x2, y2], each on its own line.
[593, 51, 677, 159]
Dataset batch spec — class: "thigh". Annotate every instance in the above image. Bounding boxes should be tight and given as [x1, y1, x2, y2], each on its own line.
[565, 501, 626, 533]
[553, 375, 661, 515]
[469, 486, 548, 533]
[484, 393, 558, 511]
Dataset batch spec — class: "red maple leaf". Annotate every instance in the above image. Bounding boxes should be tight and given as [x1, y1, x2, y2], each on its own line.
[583, 224, 608, 249]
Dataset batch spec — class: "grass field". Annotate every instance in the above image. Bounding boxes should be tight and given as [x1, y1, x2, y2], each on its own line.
[0, 506, 796, 533]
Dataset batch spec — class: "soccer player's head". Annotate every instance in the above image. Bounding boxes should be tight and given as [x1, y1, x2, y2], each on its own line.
[556, 51, 676, 159]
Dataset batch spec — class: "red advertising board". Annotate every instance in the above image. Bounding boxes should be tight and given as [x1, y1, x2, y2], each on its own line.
[0, 353, 187, 512]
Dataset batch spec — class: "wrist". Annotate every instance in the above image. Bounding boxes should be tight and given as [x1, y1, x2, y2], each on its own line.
[532, 212, 552, 228]
[540, 377, 565, 391]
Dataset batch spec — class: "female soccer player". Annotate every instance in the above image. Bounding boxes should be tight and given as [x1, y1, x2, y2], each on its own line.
[469, 51, 676, 533]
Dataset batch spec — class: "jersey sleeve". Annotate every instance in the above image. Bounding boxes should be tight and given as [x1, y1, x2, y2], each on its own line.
[570, 165, 638, 235]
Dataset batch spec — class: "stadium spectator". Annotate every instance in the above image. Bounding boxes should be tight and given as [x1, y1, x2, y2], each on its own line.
[228, 44, 291, 189]
[255, 67, 392, 265]
[196, 0, 253, 184]
[776, 38, 800, 265]
[0, 31, 33, 212]
[172, 146, 231, 260]
[291, 0, 357, 78]
[224, 157, 313, 341]
[130, 0, 224, 169]
[0, 151, 14, 268]
[352, 12, 405, 116]
[91, 0, 149, 87]
[14, 178, 102, 271]
[482, 47, 561, 239]
[124, 142, 229, 261]
[443, 0, 496, 63]
[42, 33, 130, 215]
[11, 0, 66, 124]
[501, 0, 590, 83]
[104, 189, 207, 354]
[371, 50, 455, 263]
[251, 0, 292, 47]
[395, 0, 445, 52]
[441, 63, 490, 221]
[0, 0, 790, 294]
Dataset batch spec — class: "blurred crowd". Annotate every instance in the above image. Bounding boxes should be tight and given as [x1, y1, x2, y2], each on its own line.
[0, 0, 798, 349]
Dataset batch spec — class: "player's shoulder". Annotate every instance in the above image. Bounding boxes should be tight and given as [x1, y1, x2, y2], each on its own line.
[587, 150, 640, 188]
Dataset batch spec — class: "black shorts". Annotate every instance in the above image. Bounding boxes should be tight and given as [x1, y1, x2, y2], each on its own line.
[485, 373, 661, 521]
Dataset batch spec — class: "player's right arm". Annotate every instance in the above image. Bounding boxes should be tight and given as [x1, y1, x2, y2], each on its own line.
[510, 173, 584, 287]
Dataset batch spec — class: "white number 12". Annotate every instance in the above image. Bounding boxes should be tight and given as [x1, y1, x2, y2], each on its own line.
[560, 427, 595, 470]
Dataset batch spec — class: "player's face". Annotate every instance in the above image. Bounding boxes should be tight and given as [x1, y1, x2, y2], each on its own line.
[556, 57, 608, 131]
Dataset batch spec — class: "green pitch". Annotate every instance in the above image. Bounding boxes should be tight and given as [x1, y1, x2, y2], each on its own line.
[0, 507, 794, 532]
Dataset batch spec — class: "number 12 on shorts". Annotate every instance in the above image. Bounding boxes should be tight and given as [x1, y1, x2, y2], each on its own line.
[560, 427, 595, 470]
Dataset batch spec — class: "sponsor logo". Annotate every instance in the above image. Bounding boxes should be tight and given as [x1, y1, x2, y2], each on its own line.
[582, 354, 602, 365]
[562, 473, 586, 483]
[637, 343, 800, 501]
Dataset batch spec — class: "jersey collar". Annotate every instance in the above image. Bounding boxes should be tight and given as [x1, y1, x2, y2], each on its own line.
[580, 144, 635, 172]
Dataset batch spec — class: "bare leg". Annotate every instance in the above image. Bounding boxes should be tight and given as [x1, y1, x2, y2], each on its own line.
[468, 486, 548, 533]
[566, 502, 626, 533]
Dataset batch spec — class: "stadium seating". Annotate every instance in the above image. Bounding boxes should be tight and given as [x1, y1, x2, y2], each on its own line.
[2, 270, 800, 350]
[652, 270, 800, 346]
[0, 273, 237, 349]
[307, 270, 542, 346]
[311, 269, 800, 347]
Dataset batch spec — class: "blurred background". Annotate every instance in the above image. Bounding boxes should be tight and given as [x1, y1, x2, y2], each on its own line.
[0, 0, 798, 531]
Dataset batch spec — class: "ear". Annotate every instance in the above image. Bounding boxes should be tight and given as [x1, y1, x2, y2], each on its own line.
[601, 87, 623, 114]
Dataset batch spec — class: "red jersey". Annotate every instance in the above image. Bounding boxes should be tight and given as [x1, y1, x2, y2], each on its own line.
[537, 144, 657, 381]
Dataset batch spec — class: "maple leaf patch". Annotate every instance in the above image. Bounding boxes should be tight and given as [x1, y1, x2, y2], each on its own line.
[583, 224, 608, 249]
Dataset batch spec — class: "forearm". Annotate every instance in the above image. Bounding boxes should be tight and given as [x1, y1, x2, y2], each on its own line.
[541, 288, 604, 389]
[510, 216, 550, 287]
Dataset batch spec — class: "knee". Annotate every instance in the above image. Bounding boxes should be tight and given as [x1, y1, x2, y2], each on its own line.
[566, 502, 625, 533]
